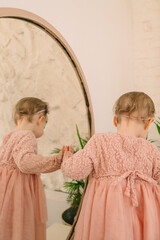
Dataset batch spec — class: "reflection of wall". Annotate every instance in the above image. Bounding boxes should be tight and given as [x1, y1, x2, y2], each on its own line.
[132, 0, 160, 142]
[0, 18, 90, 190]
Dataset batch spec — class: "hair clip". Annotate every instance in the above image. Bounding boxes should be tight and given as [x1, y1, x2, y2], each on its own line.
[122, 115, 151, 121]
[36, 109, 46, 115]
[36, 104, 50, 115]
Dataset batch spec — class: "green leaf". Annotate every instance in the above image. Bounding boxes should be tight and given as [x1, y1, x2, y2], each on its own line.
[73, 148, 79, 154]
[50, 148, 61, 154]
[154, 122, 160, 135]
[76, 125, 84, 149]
[81, 138, 88, 143]
[81, 138, 88, 147]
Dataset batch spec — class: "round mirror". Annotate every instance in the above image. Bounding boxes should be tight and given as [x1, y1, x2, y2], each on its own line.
[0, 8, 94, 239]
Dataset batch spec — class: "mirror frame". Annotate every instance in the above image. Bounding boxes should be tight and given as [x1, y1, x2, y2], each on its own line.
[0, 7, 95, 239]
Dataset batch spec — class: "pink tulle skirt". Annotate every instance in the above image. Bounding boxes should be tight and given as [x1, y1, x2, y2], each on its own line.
[74, 177, 160, 240]
[0, 166, 47, 240]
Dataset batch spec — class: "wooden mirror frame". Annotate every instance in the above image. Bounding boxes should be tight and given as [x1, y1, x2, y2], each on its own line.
[0, 7, 95, 239]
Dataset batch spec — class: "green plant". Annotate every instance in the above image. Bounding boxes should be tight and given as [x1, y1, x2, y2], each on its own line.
[154, 118, 160, 135]
[148, 118, 160, 150]
[52, 125, 89, 208]
[64, 180, 85, 208]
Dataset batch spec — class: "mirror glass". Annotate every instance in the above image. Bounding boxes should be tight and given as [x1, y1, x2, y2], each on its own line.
[0, 16, 93, 231]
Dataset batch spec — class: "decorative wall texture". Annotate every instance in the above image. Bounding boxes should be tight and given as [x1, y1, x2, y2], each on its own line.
[0, 18, 90, 190]
[132, 0, 160, 141]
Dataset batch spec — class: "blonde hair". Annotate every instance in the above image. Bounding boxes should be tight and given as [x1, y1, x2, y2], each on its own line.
[113, 92, 155, 123]
[13, 97, 49, 124]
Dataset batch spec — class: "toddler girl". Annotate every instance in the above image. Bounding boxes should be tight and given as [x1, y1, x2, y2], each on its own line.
[61, 92, 160, 240]
[0, 97, 71, 240]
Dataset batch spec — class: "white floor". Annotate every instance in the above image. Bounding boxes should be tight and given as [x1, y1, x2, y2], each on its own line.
[47, 223, 71, 240]
[45, 189, 72, 239]
[45, 188, 70, 227]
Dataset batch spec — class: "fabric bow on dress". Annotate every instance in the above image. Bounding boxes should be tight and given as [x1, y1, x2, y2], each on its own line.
[112, 170, 158, 207]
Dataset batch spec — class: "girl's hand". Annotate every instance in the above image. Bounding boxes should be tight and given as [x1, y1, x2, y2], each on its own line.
[62, 146, 74, 153]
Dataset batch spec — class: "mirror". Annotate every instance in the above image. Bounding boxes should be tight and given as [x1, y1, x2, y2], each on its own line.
[0, 8, 94, 239]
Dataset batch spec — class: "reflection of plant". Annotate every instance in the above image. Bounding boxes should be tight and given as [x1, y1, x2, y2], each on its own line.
[52, 125, 89, 208]
[64, 180, 85, 208]
[64, 126, 88, 208]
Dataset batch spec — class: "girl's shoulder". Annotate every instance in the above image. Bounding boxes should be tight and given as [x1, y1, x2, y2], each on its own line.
[91, 132, 159, 150]
[2, 130, 35, 145]
[89, 132, 116, 146]
[91, 132, 120, 141]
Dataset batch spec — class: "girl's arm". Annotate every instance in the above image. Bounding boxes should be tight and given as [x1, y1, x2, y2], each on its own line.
[61, 135, 97, 180]
[13, 131, 64, 174]
[15, 152, 64, 174]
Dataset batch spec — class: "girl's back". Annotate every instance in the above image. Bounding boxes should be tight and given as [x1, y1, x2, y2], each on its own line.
[61, 91, 160, 240]
[62, 133, 160, 240]
[89, 132, 158, 179]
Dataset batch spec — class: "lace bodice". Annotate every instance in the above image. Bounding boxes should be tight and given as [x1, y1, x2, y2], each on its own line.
[62, 132, 160, 182]
[61, 132, 160, 207]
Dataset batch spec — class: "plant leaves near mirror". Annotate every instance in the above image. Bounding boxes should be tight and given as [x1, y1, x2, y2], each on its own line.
[51, 125, 89, 225]
[154, 118, 160, 135]
[147, 118, 160, 151]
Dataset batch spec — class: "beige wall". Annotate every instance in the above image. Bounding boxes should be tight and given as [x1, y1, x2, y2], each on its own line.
[131, 0, 160, 141]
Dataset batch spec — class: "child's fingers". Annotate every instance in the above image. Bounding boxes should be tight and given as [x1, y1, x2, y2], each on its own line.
[62, 146, 69, 151]
[66, 146, 73, 153]
[66, 146, 70, 151]
[61, 146, 66, 152]
[69, 146, 73, 153]
[62, 146, 73, 152]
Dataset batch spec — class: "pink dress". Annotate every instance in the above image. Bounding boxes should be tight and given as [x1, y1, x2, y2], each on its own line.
[61, 132, 160, 240]
[0, 130, 63, 240]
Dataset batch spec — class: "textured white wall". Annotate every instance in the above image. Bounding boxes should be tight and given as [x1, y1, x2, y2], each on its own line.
[131, 0, 160, 141]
